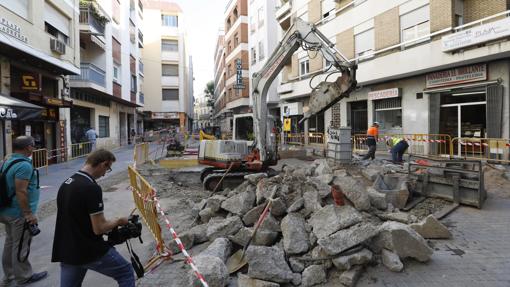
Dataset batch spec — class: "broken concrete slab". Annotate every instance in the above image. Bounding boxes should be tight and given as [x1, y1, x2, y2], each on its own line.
[289, 257, 305, 273]
[339, 265, 363, 287]
[332, 248, 373, 271]
[317, 223, 378, 256]
[281, 213, 310, 255]
[308, 205, 363, 239]
[303, 189, 322, 216]
[189, 223, 208, 244]
[229, 227, 252, 246]
[168, 232, 194, 255]
[206, 195, 227, 213]
[199, 238, 231, 263]
[199, 207, 215, 223]
[242, 204, 265, 226]
[245, 173, 268, 184]
[260, 213, 281, 233]
[371, 221, 433, 262]
[237, 274, 280, 287]
[314, 159, 333, 176]
[373, 175, 410, 209]
[270, 198, 287, 217]
[362, 166, 381, 182]
[313, 174, 334, 186]
[381, 249, 403, 272]
[287, 198, 304, 213]
[256, 181, 277, 205]
[188, 255, 228, 287]
[410, 215, 452, 239]
[221, 188, 256, 216]
[246, 246, 295, 283]
[367, 187, 387, 210]
[253, 229, 279, 246]
[206, 216, 243, 240]
[333, 176, 371, 211]
[378, 212, 416, 224]
[301, 265, 327, 287]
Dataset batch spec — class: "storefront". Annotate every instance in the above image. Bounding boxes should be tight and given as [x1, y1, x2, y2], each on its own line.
[281, 102, 304, 134]
[369, 88, 402, 135]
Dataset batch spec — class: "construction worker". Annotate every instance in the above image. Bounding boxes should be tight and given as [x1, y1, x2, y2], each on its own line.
[387, 136, 409, 164]
[362, 122, 379, 160]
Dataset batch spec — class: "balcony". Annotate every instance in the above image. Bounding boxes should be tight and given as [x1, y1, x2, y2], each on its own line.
[79, 4, 106, 35]
[275, 0, 291, 30]
[70, 63, 106, 87]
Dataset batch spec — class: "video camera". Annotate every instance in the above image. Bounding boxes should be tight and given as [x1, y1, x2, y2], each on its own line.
[107, 215, 143, 246]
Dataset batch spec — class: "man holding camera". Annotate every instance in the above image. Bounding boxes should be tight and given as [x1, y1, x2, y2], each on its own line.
[51, 149, 135, 287]
[0, 136, 47, 286]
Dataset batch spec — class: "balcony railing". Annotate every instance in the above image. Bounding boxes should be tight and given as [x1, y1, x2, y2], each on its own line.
[79, 5, 105, 35]
[70, 63, 106, 87]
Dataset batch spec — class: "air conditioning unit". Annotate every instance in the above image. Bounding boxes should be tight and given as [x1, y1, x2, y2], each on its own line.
[50, 38, 66, 55]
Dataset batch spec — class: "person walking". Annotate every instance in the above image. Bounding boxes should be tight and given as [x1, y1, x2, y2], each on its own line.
[387, 136, 409, 164]
[51, 149, 135, 287]
[85, 127, 98, 151]
[0, 136, 48, 286]
[362, 122, 379, 160]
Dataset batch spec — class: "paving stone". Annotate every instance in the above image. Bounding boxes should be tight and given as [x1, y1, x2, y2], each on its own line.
[308, 205, 363, 239]
[410, 215, 452, 239]
[301, 265, 327, 287]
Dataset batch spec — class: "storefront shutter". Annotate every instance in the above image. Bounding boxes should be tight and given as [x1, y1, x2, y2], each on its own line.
[486, 85, 503, 138]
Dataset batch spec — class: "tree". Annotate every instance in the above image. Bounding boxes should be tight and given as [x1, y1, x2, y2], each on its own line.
[204, 81, 214, 96]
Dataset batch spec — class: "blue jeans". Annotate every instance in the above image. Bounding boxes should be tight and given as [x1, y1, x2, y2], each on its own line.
[60, 247, 134, 287]
[391, 140, 409, 163]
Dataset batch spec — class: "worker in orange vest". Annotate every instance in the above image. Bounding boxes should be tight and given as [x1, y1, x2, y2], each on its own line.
[362, 122, 379, 160]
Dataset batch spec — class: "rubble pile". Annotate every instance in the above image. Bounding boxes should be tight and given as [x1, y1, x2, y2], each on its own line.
[178, 159, 449, 287]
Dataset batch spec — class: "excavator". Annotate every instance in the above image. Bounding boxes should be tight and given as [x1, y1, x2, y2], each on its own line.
[198, 18, 357, 190]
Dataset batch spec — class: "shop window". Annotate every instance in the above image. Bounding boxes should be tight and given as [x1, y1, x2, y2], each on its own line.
[161, 39, 178, 51]
[161, 14, 178, 27]
[162, 89, 179, 101]
[374, 98, 402, 131]
[299, 59, 309, 76]
[400, 5, 430, 44]
[354, 28, 374, 58]
[308, 112, 325, 133]
[99, 116, 110, 138]
[162, 64, 179, 76]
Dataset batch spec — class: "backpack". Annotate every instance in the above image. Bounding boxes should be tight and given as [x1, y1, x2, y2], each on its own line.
[0, 158, 32, 209]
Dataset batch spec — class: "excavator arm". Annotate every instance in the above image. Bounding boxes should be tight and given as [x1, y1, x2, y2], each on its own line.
[251, 18, 357, 163]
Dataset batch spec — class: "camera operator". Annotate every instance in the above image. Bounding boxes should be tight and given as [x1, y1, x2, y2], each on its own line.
[51, 149, 135, 287]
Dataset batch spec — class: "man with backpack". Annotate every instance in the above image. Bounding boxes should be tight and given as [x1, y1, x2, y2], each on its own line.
[0, 136, 47, 286]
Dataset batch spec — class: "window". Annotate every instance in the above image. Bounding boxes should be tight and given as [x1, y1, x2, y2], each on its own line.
[234, 33, 239, 47]
[162, 64, 179, 76]
[113, 64, 121, 83]
[400, 5, 430, 44]
[374, 98, 402, 131]
[454, 0, 464, 26]
[257, 7, 264, 27]
[161, 39, 178, 51]
[251, 47, 257, 65]
[161, 15, 178, 27]
[258, 41, 264, 60]
[228, 64, 232, 76]
[162, 89, 179, 100]
[250, 16, 256, 34]
[98, 116, 110, 138]
[321, 0, 336, 19]
[45, 22, 69, 45]
[354, 28, 374, 58]
[299, 59, 309, 76]
[130, 75, 137, 93]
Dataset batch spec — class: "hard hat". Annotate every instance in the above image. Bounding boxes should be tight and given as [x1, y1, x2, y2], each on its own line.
[373, 121, 380, 126]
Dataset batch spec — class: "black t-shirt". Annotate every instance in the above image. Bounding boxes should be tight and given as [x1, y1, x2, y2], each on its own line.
[51, 171, 110, 265]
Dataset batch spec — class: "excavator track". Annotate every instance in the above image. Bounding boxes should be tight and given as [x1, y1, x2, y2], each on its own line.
[202, 168, 278, 191]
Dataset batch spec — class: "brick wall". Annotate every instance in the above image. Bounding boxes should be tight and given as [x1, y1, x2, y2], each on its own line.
[431, 0, 453, 32]
[308, 0, 322, 24]
[374, 7, 400, 50]
[309, 53, 323, 73]
[464, 0, 507, 23]
[336, 28, 354, 60]
[290, 54, 298, 79]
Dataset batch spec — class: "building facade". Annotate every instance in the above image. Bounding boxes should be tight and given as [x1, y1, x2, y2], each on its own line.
[193, 94, 213, 132]
[275, 0, 510, 149]
[141, 1, 194, 133]
[0, 0, 81, 159]
[212, 29, 230, 134]
[69, 0, 144, 150]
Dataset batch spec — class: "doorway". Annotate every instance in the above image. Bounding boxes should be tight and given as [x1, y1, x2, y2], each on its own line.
[349, 101, 367, 135]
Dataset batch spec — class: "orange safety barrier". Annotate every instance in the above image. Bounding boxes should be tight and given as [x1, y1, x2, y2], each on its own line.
[128, 165, 171, 271]
[452, 137, 510, 163]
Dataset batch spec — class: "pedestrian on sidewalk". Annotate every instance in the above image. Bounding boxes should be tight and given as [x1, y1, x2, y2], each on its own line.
[0, 136, 48, 286]
[85, 127, 98, 151]
[51, 149, 135, 287]
[362, 122, 379, 160]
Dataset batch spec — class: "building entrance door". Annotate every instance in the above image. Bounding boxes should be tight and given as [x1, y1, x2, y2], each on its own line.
[349, 101, 367, 135]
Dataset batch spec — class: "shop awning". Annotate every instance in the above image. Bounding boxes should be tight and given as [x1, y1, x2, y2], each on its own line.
[0, 93, 44, 120]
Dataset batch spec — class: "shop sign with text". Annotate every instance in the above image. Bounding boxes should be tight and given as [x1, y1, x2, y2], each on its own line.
[21, 73, 40, 91]
[0, 17, 28, 43]
[152, 112, 179, 119]
[0, 107, 17, 119]
[368, 88, 399, 101]
[442, 17, 510, 52]
[426, 64, 487, 88]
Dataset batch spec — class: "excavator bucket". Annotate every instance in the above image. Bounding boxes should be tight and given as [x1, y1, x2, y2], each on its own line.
[300, 72, 355, 123]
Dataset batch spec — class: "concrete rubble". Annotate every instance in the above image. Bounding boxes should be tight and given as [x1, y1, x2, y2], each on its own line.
[184, 159, 452, 286]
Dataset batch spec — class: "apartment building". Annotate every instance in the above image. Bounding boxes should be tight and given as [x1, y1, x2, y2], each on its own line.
[0, 0, 80, 159]
[276, 0, 510, 149]
[219, 0, 250, 138]
[141, 1, 194, 133]
[212, 29, 229, 133]
[193, 94, 213, 131]
[69, 0, 144, 150]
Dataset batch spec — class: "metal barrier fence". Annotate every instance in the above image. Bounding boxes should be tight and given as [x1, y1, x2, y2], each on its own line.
[133, 143, 150, 167]
[352, 134, 452, 158]
[221, 132, 233, 140]
[452, 137, 510, 163]
[32, 149, 48, 175]
[69, 141, 94, 160]
[309, 132, 325, 145]
[284, 133, 305, 145]
[127, 165, 171, 270]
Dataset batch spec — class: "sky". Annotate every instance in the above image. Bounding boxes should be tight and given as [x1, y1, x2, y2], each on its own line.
[172, 0, 226, 99]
